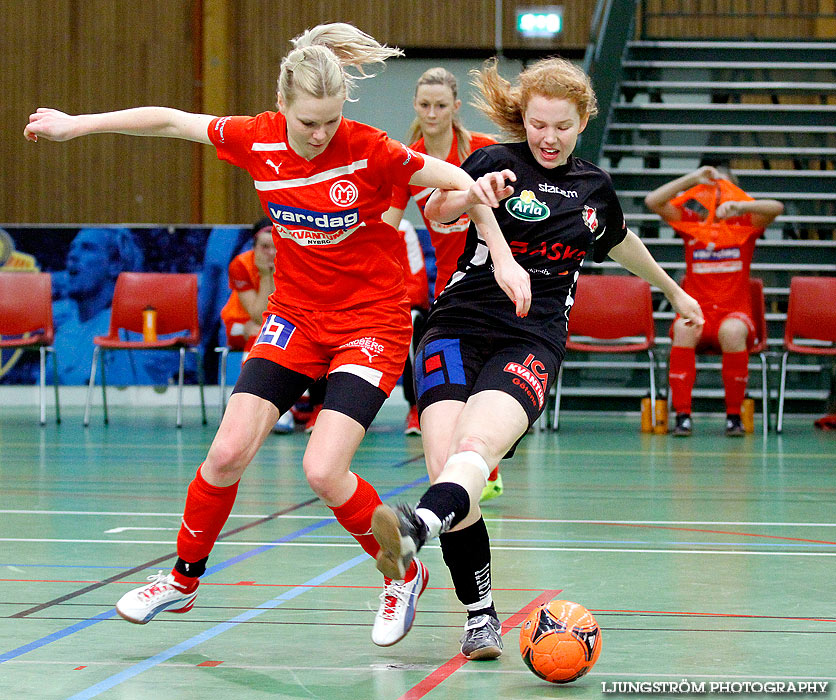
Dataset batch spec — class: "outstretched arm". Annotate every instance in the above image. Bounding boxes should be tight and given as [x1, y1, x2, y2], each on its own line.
[422, 168, 516, 224]
[608, 230, 703, 327]
[24, 107, 215, 144]
[469, 204, 531, 318]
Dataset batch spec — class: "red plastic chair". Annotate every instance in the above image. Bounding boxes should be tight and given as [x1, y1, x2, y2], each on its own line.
[0, 271, 60, 424]
[83, 272, 206, 428]
[551, 274, 657, 430]
[777, 276, 836, 432]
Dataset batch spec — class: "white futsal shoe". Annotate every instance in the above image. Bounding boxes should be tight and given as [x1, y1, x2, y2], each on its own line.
[371, 559, 429, 646]
[115, 571, 198, 624]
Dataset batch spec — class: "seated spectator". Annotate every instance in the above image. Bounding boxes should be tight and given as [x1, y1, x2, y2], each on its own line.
[644, 164, 783, 437]
[220, 218, 293, 433]
[220, 218, 276, 352]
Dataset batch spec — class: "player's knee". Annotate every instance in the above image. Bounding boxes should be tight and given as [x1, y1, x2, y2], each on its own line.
[445, 439, 492, 481]
[302, 455, 342, 500]
[672, 319, 700, 346]
[204, 440, 248, 482]
[718, 319, 748, 350]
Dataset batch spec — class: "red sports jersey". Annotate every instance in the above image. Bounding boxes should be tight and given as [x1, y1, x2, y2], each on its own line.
[668, 180, 763, 320]
[208, 112, 424, 312]
[220, 250, 260, 351]
[390, 132, 495, 297]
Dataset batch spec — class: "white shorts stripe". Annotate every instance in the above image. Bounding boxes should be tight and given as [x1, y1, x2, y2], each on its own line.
[330, 363, 383, 388]
[254, 159, 368, 191]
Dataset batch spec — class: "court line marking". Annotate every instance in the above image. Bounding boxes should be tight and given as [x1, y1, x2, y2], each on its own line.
[1, 658, 835, 681]
[0, 468, 429, 661]
[398, 589, 560, 700]
[3, 510, 835, 527]
[64, 554, 370, 700]
[2, 539, 834, 556]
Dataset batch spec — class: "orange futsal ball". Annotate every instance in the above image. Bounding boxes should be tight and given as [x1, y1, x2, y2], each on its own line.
[519, 599, 602, 683]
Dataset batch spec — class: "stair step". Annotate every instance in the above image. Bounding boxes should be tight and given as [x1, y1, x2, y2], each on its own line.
[623, 60, 836, 70]
[627, 40, 836, 63]
[610, 169, 836, 193]
[621, 80, 836, 93]
[623, 213, 836, 225]
[609, 123, 836, 134]
[617, 190, 836, 202]
[613, 102, 836, 127]
[603, 145, 836, 158]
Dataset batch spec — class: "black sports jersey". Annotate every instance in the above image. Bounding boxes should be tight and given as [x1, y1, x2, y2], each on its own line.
[427, 142, 628, 356]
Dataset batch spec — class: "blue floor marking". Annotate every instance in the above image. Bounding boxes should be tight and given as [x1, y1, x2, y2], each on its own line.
[65, 554, 369, 700]
[0, 473, 429, 667]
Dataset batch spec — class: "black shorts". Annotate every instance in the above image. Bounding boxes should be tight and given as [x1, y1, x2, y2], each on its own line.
[231, 357, 387, 431]
[414, 326, 561, 429]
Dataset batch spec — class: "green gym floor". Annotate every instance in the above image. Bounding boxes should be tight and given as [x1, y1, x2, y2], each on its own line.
[1, 401, 834, 699]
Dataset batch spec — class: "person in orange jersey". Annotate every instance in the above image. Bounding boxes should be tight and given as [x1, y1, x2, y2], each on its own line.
[645, 164, 783, 437]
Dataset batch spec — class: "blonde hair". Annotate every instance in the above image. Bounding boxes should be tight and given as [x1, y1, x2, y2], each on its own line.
[471, 57, 598, 140]
[278, 23, 402, 106]
[407, 67, 473, 162]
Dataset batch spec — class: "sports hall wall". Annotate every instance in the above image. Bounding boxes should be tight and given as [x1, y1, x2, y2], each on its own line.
[5, 0, 827, 225]
[2, 1, 831, 390]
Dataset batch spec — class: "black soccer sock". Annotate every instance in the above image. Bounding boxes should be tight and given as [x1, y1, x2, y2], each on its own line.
[416, 481, 471, 537]
[439, 516, 495, 615]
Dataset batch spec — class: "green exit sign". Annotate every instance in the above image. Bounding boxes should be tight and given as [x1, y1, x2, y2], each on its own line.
[517, 6, 563, 38]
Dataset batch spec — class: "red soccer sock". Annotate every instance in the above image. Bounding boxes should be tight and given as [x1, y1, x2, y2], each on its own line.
[722, 351, 749, 415]
[487, 466, 499, 482]
[669, 346, 696, 415]
[175, 465, 240, 575]
[329, 474, 386, 561]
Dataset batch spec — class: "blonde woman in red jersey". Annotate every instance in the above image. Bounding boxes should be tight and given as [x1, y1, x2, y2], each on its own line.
[385, 68, 503, 497]
[25, 23, 531, 648]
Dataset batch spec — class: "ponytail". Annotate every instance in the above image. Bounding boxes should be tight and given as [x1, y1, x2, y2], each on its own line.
[278, 23, 402, 105]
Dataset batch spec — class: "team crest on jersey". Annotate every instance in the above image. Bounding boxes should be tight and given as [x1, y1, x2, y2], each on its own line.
[506, 190, 550, 222]
[582, 206, 598, 233]
[329, 180, 359, 207]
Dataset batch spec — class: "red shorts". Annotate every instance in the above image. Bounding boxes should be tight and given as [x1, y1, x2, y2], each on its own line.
[674, 307, 755, 353]
[246, 298, 412, 396]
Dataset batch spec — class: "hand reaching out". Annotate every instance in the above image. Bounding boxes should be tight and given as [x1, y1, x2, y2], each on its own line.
[467, 169, 516, 208]
[669, 287, 704, 328]
[24, 108, 79, 142]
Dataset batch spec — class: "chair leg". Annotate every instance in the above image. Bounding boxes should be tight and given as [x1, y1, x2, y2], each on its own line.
[195, 348, 207, 425]
[49, 346, 60, 424]
[216, 347, 229, 424]
[552, 363, 565, 431]
[100, 349, 109, 425]
[84, 346, 99, 427]
[647, 348, 657, 404]
[39, 346, 47, 426]
[176, 347, 185, 429]
[777, 351, 789, 433]
[759, 352, 768, 438]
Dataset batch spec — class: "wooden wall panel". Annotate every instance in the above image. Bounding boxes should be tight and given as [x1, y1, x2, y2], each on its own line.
[640, 0, 819, 39]
[3, 0, 196, 224]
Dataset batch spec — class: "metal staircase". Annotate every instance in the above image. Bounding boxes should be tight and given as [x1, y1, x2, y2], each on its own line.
[604, 39, 836, 241]
[562, 34, 836, 420]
